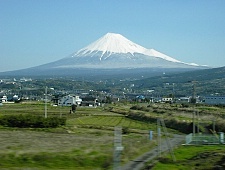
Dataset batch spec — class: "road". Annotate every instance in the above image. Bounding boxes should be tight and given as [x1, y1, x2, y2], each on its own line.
[121, 134, 185, 170]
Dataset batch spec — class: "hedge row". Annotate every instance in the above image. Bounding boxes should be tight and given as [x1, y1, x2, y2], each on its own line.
[126, 111, 193, 133]
[111, 106, 192, 133]
[0, 114, 66, 128]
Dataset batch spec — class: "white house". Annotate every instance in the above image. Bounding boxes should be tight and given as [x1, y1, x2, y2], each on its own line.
[204, 96, 225, 105]
[0, 95, 7, 102]
[162, 97, 173, 103]
[58, 95, 82, 106]
[177, 97, 190, 103]
[13, 95, 20, 101]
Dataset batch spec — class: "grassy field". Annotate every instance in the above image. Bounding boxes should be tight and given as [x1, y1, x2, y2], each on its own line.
[1, 102, 225, 169]
[0, 102, 158, 169]
[67, 115, 156, 130]
[150, 145, 225, 170]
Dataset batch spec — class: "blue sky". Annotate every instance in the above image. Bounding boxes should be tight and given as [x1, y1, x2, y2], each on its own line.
[1, 0, 225, 72]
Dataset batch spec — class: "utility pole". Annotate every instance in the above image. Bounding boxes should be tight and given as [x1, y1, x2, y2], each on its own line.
[193, 111, 195, 136]
[197, 111, 199, 134]
[193, 82, 196, 101]
[192, 81, 197, 103]
[172, 83, 175, 100]
[157, 118, 162, 158]
[113, 126, 123, 170]
[213, 118, 216, 133]
[45, 86, 47, 118]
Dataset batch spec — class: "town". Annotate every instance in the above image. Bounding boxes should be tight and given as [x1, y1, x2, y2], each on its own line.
[1, 77, 225, 106]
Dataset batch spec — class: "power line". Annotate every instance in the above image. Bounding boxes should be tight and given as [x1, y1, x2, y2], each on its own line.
[157, 118, 176, 162]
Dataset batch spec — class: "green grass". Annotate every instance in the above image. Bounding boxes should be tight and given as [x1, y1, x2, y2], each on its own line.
[0, 128, 114, 169]
[2, 102, 225, 169]
[0, 102, 68, 116]
[67, 115, 156, 130]
[152, 145, 225, 170]
[0, 128, 156, 170]
[0, 102, 159, 169]
[0, 151, 111, 170]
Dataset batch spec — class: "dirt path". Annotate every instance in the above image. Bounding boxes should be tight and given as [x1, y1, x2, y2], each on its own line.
[121, 134, 185, 170]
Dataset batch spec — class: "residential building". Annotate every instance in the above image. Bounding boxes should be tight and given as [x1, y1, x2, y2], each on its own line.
[177, 97, 190, 103]
[204, 96, 225, 105]
[58, 95, 82, 106]
[81, 96, 100, 107]
[162, 97, 173, 103]
[0, 95, 7, 102]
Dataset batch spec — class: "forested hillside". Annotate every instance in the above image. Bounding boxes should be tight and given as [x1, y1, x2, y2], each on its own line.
[131, 66, 225, 96]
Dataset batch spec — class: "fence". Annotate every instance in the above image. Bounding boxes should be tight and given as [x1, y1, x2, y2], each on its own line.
[186, 132, 224, 145]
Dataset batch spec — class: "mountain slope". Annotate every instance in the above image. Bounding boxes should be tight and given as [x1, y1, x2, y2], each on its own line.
[48, 33, 202, 69]
[31, 32, 206, 71]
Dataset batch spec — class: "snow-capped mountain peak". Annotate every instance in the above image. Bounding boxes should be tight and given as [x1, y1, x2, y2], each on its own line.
[63, 32, 204, 68]
[76, 33, 183, 63]
[77, 32, 146, 55]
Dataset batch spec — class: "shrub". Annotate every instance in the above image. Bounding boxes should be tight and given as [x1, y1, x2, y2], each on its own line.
[153, 109, 166, 114]
[164, 118, 192, 133]
[130, 105, 141, 110]
[130, 105, 150, 112]
[126, 111, 192, 133]
[214, 119, 225, 132]
[0, 114, 66, 128]
[122, 127, 130, 134]
[181, 103, 190, 108]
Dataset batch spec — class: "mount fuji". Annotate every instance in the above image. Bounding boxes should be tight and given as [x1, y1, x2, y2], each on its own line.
[40, 33, 202, 69]
[1, 33, 207, 78]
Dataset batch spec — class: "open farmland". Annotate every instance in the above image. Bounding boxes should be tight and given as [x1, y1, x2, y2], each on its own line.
[0, 102, 159, 170]
[1, 102, 225, 169]
[67, 115, 156, 130]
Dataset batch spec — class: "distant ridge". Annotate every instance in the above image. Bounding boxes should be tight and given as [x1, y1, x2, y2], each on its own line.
[132, 66, 225, 96]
